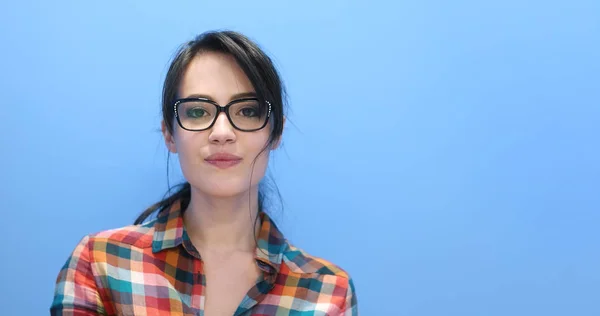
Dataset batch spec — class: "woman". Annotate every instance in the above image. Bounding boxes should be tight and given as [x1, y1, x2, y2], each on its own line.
[50, 30, 358, 315]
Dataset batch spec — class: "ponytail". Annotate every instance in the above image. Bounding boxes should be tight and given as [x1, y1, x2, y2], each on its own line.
[134, 182, 191, 225]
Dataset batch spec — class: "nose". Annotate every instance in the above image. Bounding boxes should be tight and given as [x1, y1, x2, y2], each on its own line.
[208, 113, 236, 144]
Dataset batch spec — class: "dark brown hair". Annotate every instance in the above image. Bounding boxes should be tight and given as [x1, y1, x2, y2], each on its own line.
[134, 30, 286, 225]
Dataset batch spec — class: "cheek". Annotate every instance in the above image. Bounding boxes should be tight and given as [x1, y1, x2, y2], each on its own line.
[245, 151, 271, 187]
[174, 132, 206, 164]
[252, 149, 271, 172]
[242, 134, 272, 171]
[247, 130, 272, 154]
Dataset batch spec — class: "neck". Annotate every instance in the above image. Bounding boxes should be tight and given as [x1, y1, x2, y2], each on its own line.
[183, 187, 261, 254]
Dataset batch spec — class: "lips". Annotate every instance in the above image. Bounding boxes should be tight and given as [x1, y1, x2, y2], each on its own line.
[204, 153, 242, 169]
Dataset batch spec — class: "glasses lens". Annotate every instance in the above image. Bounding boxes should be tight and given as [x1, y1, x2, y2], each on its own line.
[177, 101, 217, 130]
[229, 99, 268, 130]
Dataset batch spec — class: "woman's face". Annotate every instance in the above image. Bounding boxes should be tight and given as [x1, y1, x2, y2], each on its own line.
[162, 51, 279, 198]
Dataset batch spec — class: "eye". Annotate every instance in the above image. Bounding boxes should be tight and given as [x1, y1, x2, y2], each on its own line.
[186, 107, 209, 118]
[239, 107, 259, 117]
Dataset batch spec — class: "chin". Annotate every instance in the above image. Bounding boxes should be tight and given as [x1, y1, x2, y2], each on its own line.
[191, 177, 258, 198]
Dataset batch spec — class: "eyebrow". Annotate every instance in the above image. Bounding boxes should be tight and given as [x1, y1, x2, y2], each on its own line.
[182, 92, 257, 101]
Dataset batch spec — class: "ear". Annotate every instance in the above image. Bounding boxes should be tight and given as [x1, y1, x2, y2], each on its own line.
[271, 116, 286, 150]
[161, 120, 177, 153]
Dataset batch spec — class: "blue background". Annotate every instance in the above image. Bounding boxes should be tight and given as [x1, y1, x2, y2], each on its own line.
[1, 0, 599, 315]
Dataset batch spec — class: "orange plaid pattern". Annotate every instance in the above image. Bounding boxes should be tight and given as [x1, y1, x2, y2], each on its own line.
[51, 200, 358, 315]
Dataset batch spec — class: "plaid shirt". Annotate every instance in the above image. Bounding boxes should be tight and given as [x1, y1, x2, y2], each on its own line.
[50, 201, 358, 315]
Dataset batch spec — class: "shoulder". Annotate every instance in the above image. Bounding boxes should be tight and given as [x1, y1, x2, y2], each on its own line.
[280, 241, 358, 311]
[51, 221, 157, 314]
[79, 219, 156, 251]
[281, 241, 352, 280]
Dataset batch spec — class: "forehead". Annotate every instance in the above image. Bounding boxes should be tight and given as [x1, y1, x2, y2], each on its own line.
[179, 52, 254, 102]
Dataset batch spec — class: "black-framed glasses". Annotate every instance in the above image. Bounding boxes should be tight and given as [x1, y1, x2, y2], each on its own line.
[174, 97, 271, 132]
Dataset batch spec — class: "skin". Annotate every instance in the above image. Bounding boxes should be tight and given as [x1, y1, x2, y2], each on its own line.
[161, 51, 282, 315]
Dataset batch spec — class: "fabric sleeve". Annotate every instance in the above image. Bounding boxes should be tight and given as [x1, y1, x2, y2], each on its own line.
[50, 235, 106, 315]
[342, 277, 358, 316]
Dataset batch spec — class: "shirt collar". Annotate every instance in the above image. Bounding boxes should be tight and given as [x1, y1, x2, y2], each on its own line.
[151, 200, 287, 274]
[254, 211, 286, 274]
